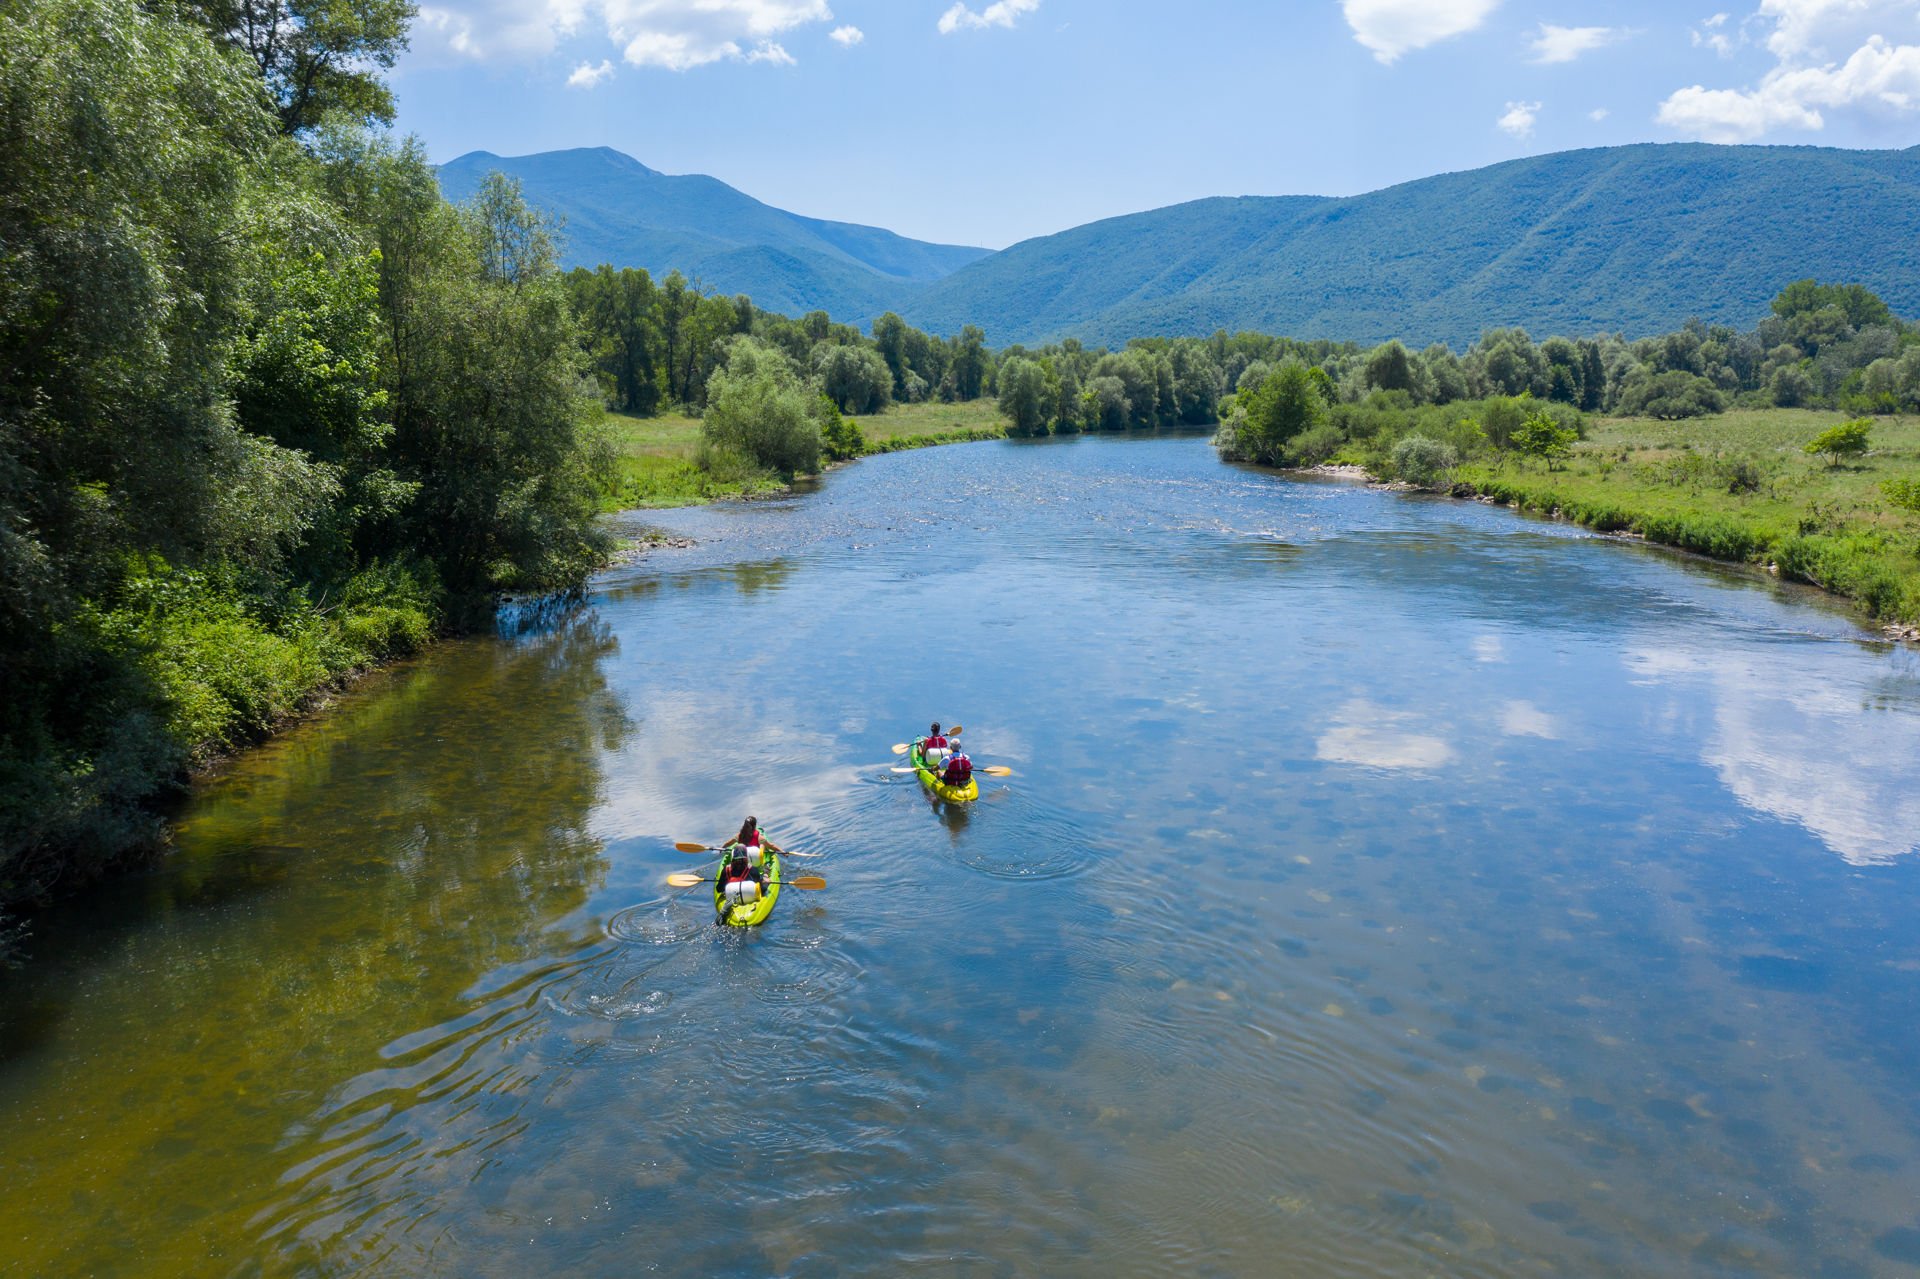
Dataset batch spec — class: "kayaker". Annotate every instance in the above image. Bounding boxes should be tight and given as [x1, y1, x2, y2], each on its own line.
[718, 851, 765, 911]
[940, 750, 973, 788]
[920, 723, 950, 768]
[726, 816, 764, 859]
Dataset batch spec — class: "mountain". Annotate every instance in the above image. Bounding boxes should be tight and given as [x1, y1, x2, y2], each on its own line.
[435, 147, 989, 320]
[898, 143, 1920, 348]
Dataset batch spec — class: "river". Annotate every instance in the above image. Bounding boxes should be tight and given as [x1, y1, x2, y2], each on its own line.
[3, 434, 1918, 1277]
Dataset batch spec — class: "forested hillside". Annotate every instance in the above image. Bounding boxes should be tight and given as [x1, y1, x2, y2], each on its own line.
[436, 148, 988, 320]
[900, 144, 1920, 347]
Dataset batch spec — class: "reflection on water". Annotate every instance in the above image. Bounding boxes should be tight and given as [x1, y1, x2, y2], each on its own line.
[2, 436, 1918, 1277]
[1627, 643, 1920, 864]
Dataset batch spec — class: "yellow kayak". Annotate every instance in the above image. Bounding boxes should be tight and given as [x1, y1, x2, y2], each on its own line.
[911, 742, 979, 803]
[714, 847, 781, 927]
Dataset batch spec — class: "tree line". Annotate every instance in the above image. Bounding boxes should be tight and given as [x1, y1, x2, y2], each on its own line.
[1, 0, 607, 908]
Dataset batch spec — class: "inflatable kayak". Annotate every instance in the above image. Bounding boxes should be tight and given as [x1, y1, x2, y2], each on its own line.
[911, 741, 979, 803]
[714, 847, 782, 927]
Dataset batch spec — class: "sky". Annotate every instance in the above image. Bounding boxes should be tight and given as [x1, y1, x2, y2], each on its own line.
[392, 0, 1920, 249]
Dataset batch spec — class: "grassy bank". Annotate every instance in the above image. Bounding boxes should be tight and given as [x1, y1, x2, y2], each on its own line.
[600, 400, 1008, 510]
[1428, 409, 1920, 626]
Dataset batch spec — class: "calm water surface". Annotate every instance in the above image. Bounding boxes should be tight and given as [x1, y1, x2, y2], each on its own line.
[4, 436, 1920, 1277]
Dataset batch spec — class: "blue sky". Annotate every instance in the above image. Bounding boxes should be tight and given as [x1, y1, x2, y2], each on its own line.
[393, 0, 1920, 248]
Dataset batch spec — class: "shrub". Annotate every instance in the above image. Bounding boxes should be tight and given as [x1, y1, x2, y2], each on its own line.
[1391, 435, 1459, 486]
[701, 339, 821, 475]
[816, 396, 867, 461]
[1512, 411, 1578, 469]
[1286, 423, 1346, 466]
[1803, 418, 1872, 465]
[1618, 370, 1726, 419]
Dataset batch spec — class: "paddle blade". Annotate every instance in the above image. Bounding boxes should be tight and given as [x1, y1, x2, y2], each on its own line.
[890, 766, 918, 774]
[666, 872, 711, 888]
[949, 724, 963, 736]
[982, 765, 1014, 776]
[674, 841, 714, 853]
[784, 875, 827, 890]
[891, 743, 909, 755]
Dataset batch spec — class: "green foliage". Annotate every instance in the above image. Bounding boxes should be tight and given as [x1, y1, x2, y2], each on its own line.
[997, 356, 1052, 436]
[1286, 424, 1346, 466]
[1513, 411, 1578, 468]
[1884, 477, 1920, 517]
[1804, 418, 1873, 465]
[816, 396, 867, 462]
[700, 339, 821, 476]
[184, 0, 415, 134]
[1772, 279, 1894, 330]
[1617, 370, 1726, 419]
[814, 342, 893, 415]
[1218, 362, 1328, 465]
[0, 0, 613, 904]
[1391, 436, 1459, 485]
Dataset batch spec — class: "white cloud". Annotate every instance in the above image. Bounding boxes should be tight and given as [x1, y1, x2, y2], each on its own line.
[1497, 99, 1542, 136]
[412, 0, 832, 69]
[1661, 0, 1920, 140]
[1498, 700, 1559, 739]
[829, 24, 863, 45]
[1530, 23, 1630, 63]
[567, 57, 615, 86]
[938, 0, 1040, 34]
[1589, 105, 1611, 120]
[1316, 700, 1456, 771]
[1342, 0, 1502, 64]
[1693, 12, 1741, 57]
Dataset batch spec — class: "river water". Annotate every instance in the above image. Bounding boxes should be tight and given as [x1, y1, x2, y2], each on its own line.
[4, 435, 1919, 1277]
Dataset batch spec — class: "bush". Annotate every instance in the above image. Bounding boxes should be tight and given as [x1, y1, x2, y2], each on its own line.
[1512, 411, 1578, 469]
[1286, 423, 1345, 466]
[1391, 435, 1459, 485]
[1619, 370, 1726, 419]
[816, 396, 867, 462]
[1803, 418, 1872, 466]
[701, 339, 822, 475]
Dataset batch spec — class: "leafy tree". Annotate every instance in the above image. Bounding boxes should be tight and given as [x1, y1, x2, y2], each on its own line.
[1512, 411, 1577, 469]
[1222, 362, 1327, 465]
[1883, 478, 1920, 517]
[1617, 370, 1725, 419]
[1803, 419, 1872, 466]
[1364, 340, 1416, 395]
[948, 325, 990, 400]
[815, 395, 866, 462]
[183, 0, 415, 134]
[997, 356, 1051, 436]
[813, 342, 892, 415]
[1772, 279, 1894, 332]
[701, 338, 820, 475]
[871, 311, 910, 397]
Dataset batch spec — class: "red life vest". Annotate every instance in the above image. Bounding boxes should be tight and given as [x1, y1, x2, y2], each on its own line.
[925, 734, 948, 751]
[943, 755, 972, 784]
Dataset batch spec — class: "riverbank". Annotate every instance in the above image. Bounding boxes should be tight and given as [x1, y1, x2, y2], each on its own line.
[1323, 408, 1920, 634]
[600, 401, 1008, 510]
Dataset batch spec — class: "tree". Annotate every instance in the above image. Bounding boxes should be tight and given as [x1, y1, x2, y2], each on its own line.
[813, 343, 892, 414]
[1803, 419, 1872, 466]
[1883, 478, 1920, 518]
[183, 0, 415, 134]
[1220, 362, 1327, 465]
[1512, 411, 1577, 469]
[949, 326, 990, 400]
[1617, 370, 1725, 419]
[701, 339, 820, 475]
[997, 356, 1051, 436]
[871, 312, 910, 398]
[1392, 436, 1459, 485]
[1364, 340, 1415, 395]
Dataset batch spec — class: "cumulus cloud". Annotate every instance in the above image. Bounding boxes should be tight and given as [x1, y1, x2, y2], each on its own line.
[1342, 0, 1502, 64]
[938, 0, 1040, 35]
[1692, 11, 1740, 57]
[413, 0, 832, 70]
[1497, 99, 1542, 136]
[829, 24, 863, 45]
[1530, 22, 1630, 63]
[1589, 106, 1611, 120]
[1660, 0, 1920, 140]
[567, 57, 615, 86]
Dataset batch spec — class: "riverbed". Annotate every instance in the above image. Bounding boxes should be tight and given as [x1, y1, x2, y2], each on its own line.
[3, 435, 1917, 1276]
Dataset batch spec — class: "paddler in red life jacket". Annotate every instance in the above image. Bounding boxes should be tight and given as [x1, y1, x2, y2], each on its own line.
[719, 816, 767, 912]
[940, 749, 973, 788]
[920, 723, 951, 769]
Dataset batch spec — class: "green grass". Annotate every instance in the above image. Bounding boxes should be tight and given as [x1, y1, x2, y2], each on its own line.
[599, 400, 1008, 511]
[1431, 408, 1920, 624]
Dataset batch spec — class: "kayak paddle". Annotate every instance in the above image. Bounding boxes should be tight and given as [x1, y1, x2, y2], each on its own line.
[666, 871, 826, 890]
